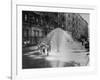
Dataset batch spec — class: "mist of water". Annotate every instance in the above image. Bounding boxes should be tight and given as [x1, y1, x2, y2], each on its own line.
[46, 28, 89, 67]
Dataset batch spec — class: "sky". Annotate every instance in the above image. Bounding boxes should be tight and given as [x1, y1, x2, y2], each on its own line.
[80, 13, 89, 24]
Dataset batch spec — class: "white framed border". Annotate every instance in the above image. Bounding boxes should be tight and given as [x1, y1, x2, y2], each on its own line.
[12, 1, 97, 80]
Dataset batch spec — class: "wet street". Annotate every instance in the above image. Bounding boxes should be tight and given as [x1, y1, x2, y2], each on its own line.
[22, 54, 51, 69]
[22, 51, 86, 69]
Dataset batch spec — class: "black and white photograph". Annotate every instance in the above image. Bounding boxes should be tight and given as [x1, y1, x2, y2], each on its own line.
[9, 0, 98, 79]
[22, 11, 89, 69]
